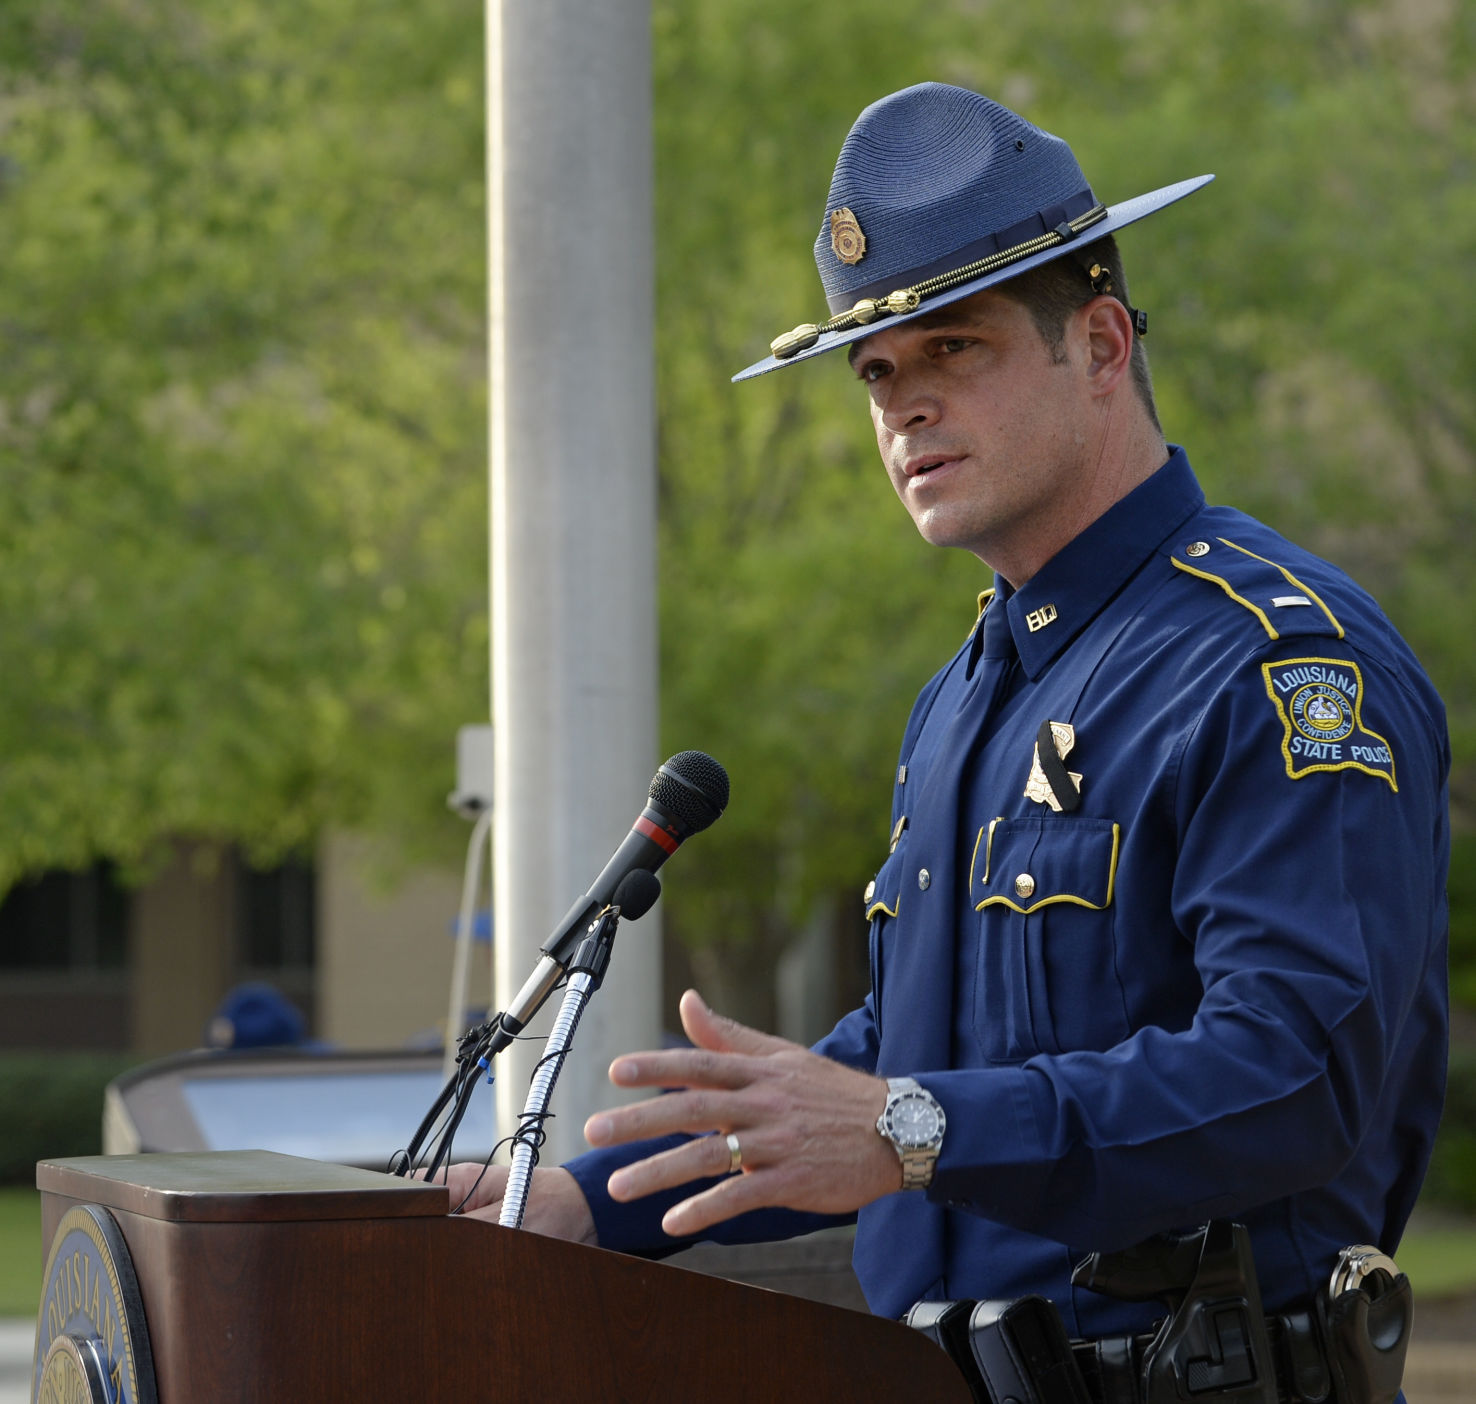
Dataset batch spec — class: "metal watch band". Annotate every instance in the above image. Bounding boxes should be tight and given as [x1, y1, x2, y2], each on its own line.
[878, 1076, 945, 1191]
[898, 1143, 935, 1191]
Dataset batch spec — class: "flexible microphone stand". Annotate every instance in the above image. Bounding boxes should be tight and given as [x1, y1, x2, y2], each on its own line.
[392, 870, 661, 1190]
[500, 899, 624, 1228]
[393, 749, 727, 1188]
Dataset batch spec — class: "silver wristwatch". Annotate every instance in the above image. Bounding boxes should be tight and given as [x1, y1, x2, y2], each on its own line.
[875, 1076, 946, 1190]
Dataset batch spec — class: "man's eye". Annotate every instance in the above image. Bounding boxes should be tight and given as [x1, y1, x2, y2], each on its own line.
[857, 361, 890, 383]
[939, 337, 972, 354]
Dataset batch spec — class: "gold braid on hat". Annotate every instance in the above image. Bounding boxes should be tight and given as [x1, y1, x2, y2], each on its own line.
[771, 202, 1110, 359]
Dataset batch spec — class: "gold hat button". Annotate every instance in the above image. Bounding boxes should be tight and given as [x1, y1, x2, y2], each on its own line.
[1014, 873, 1036, 898]
[863, 879, 876, 904]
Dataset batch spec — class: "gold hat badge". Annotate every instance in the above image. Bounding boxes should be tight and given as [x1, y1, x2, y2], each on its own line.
[830, 208, 866, 265]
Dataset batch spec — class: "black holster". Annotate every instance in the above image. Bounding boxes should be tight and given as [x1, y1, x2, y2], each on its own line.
[1077, 1219, 1278, 1403]
[1075, 1221, 1413, 1404]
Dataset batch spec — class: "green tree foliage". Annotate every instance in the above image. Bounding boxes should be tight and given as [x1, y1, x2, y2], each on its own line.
[650, 0, 1476, 1007]
[0, 0, 489, 886]
[2, 1, 1472, 1015]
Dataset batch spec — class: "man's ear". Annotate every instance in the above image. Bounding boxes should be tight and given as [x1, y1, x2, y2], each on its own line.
[1080, 295, 1136, 398]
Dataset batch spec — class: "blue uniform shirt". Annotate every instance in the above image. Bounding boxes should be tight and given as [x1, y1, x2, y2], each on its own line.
[569, 448, 1449, 1335]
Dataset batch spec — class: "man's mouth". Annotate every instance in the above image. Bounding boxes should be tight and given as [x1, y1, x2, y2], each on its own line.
[905, 455, 959, 478]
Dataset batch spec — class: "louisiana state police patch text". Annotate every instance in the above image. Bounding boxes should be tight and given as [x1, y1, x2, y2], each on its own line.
[1261, 657, 1396, 789]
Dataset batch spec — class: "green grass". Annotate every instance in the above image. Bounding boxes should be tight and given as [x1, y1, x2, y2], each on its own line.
[1395, 1221, 1476, 1299]
[0, 1186, 42, 1318]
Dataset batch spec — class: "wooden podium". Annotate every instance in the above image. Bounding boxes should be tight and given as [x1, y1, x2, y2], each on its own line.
[36, 1150, 972, 1402]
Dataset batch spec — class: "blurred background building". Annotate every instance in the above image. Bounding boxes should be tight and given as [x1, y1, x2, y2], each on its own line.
[0, 840, 471, 1055]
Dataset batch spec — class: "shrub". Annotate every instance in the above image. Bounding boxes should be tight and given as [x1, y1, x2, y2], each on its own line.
[0, 1051, 140, 1184]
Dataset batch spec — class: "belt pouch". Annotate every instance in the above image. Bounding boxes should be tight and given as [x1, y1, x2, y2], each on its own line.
[1272, 1308, 1332, 1403]
[1315, 1271, 1411, 1404]
[967, 1296, 1092, 1404]
[903, 1299, 990, 1402]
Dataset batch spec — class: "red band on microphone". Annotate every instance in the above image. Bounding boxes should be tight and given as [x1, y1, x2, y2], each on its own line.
[634, 815, 681, 855]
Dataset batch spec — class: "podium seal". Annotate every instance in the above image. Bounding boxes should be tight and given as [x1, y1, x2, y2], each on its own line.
[32, 1204, 158, 1404]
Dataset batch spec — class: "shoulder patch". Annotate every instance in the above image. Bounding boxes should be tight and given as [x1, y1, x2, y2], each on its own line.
[1172, 537, 1344, 642]
[1262, 657, 1396, 789]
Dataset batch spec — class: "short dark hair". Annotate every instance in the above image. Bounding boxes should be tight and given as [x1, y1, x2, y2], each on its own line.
[996, 236, 1161, 433]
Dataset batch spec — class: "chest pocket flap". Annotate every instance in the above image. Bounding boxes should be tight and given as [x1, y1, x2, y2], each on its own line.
[968, 815, 1125, 1060]
[971, 816, 1120, 913]
[864, 841, 908, 921]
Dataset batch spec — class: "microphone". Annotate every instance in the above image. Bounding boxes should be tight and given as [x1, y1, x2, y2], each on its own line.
[393, 758, 725, 1181]
[540, 750, 729, 965]
[492, 753, 728, 1041]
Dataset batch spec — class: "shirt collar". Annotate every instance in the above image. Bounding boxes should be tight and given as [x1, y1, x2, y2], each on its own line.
[998, 446, 1206, 680]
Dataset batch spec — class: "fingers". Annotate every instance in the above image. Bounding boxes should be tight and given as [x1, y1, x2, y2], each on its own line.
[604, 989, 796, 1093]
[606, 1128, 754, 1201]
[586, 1083, 757, 1147]
[608, 1044, 754, 1092]
[605, 1130, 784, 1239]
[677, 988, 791, 1057]
[587, 990, 900, 1236]
[660, 1167, 786, 1238]
[433, 1160, 510, 1214]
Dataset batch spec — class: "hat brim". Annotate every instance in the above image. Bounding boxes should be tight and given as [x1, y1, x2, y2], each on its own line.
[731, 174, 1214, 383]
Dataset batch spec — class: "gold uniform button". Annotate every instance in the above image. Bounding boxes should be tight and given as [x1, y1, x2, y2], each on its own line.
[918, 868, 931, 891]
[863, 880, 876, 904]
[1014, 873, 1036, 898]
[1185, 541, 1211, 558]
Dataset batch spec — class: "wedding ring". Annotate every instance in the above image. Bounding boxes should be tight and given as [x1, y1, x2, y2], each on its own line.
[725, 1132, 743, 1174]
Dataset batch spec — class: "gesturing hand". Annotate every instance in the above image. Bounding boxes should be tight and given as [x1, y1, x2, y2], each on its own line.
[583, 988, 901, 1238]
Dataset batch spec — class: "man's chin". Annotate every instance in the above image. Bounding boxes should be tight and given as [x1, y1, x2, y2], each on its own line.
[910, 515, 991, 557]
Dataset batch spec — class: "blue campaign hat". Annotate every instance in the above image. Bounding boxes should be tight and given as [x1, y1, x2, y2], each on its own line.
[733, 83, 1212, 382]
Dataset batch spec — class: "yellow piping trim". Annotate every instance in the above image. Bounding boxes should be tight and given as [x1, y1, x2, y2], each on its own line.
[972, 823, 1120, 914]
[1171, 556, 1279, 639]
[1260, 656, 1397, 792]
[866, 894, 900, 921]
[1216, 538, 1345, 640]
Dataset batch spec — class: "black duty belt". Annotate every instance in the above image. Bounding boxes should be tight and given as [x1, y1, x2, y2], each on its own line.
[1071, 1306, 1336, 1404]
[903, 1222, 1412, 1404]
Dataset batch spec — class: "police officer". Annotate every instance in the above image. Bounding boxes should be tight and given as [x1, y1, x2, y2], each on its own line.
[442, 83, 1448, 1376]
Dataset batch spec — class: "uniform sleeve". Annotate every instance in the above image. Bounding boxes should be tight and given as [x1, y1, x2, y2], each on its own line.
[920, 640, 1449, 1251]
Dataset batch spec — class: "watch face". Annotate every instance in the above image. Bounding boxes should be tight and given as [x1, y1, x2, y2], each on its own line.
[890, 1095, 939, 1147]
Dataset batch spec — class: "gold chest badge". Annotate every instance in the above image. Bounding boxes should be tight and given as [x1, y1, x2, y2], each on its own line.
[829, 208, 867, 265]
[1024, 721, 1083, 813]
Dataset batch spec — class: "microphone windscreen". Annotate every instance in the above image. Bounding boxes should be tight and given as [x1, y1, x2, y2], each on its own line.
[612, 869, 662, 921]
[650, 751, 729, 832]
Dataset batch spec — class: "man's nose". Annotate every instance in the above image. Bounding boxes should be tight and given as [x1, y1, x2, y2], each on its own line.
[880, 380, 941, 435]
[873, 370, 944, 436]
